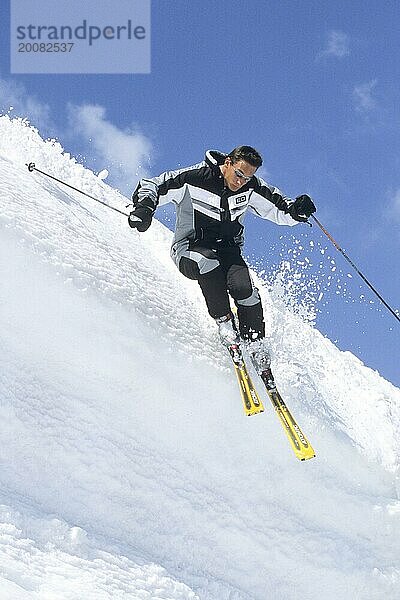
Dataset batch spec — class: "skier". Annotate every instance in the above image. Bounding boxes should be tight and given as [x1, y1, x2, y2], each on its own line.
[128, 146, 316, 374]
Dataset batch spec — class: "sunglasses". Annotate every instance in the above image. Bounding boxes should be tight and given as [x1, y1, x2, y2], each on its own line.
[230, 162, 252, 183]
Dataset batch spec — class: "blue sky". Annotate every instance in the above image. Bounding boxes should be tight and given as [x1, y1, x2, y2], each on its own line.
[1, 0, 399, 386]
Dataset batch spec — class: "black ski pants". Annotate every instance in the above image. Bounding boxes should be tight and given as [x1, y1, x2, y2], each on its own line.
[178, 244, 265, 341]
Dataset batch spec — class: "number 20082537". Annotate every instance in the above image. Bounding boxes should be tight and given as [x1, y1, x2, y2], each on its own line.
[18, 42, 74, 52]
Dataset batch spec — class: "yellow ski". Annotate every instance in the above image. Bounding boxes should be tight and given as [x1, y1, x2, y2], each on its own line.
[260, 372, 315, 461]
[229, 344, 264, 416]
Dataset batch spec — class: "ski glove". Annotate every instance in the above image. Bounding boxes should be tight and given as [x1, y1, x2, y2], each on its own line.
[128, 197, 155, 232]
[288, 194, 316, 222]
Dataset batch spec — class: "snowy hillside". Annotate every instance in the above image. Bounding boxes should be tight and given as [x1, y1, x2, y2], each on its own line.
[1, 115, 399, 600]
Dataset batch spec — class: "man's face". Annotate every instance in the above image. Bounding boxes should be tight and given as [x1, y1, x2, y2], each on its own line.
[223, 158, 257, 192]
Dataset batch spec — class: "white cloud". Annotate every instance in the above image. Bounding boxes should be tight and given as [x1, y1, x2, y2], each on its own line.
[353, 80, 378, 112]
[0, 75, 52, 130]
[67, 104, 152, 192]
[321, 30, 350, 58]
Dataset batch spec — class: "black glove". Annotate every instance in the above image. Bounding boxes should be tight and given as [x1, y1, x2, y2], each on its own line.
[128, 197, 154, 232]
[288, 194, 316, 222]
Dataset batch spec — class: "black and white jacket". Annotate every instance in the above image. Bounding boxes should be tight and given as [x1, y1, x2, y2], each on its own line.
[133, 150, 298, 254]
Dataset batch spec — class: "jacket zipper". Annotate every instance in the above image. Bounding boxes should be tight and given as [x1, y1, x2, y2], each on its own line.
[221, 186, 230, 222]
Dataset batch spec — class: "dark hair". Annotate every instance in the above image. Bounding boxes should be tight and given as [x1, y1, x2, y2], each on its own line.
[227, 145, 263, 168]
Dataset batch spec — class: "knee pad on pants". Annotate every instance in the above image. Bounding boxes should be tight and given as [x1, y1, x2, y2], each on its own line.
[236, 286, 261, 306]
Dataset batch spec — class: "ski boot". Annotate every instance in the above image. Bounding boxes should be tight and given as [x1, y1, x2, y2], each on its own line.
[246, 338, 276, 389]
[215, 314, 240, 347]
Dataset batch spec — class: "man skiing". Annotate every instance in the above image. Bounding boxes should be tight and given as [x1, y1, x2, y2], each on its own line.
[128, 145, 316, 375]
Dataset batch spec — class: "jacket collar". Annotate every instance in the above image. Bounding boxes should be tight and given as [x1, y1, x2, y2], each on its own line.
[205, 150, 227, 173]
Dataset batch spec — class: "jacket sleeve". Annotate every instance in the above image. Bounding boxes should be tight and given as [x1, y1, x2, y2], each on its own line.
[132, 161, 205, 210]
[249, 177, 298, 226]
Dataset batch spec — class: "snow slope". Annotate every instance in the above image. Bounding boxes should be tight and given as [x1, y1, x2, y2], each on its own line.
[1, 115, 399, 599]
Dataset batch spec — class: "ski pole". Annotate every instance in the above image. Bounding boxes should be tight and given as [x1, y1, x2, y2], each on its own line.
[26, 162, 130, 218]
[309, 214, 400, 325]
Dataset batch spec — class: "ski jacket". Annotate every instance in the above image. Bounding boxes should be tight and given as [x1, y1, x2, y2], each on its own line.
[133, 150, 298, 249]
